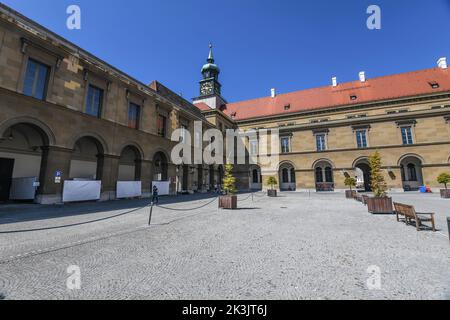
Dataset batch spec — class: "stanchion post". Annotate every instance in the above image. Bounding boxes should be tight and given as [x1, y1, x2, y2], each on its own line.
[447, 218, 450, 243]
[252, 192, 254, 202]
[148, 203, 154, 226]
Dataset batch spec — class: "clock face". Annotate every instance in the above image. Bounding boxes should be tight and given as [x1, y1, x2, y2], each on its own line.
[201, 82, 213, 95]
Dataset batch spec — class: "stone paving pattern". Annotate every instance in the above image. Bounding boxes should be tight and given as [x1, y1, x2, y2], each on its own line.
[0, 192, 449, 300]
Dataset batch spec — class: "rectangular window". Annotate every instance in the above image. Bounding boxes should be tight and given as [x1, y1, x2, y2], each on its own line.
[281, 137, 290, 153]
[401, 126, 413, 145]
[86, 85, 104, 118]
[250, 140, 258, 155]
[23, 58, 50, 100]
[316, 134, 327, 151]
[157, 115, 167, 137]
[128, 102, 141, 129]
[356, 130, 368, 149]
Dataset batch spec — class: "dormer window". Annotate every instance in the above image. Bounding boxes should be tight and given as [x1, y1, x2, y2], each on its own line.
[429, 81, 440, 89]
[350, 95, 358, 101]
[284, 104, 291, 111]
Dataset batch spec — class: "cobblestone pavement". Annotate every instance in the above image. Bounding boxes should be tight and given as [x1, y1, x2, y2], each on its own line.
[0, 192, 449, 300]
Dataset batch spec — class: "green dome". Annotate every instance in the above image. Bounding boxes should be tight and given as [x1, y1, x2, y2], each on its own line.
[201, 63, 220, 74]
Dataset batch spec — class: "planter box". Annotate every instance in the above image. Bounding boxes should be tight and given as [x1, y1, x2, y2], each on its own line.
[219, 195, 237, 210]
[268, 189, 277, 197]
[367, 197, 393, 214]
[440, 189, 450, 198]
[345, 190, 356, 199]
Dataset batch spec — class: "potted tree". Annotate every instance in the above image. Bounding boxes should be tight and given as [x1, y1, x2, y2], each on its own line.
[219, 164, 237, 209]
[344, 177, 357, 199]
[437, 173, 450, 198]
[366, 151, 393, 214]
[266, 176, 278, 197]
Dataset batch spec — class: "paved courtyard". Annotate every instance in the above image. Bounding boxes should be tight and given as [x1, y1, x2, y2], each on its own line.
[0, 192, 449, 300]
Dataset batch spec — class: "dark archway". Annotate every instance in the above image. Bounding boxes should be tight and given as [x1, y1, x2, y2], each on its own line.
[70, 136, 105, 180]
[0, 123, 50, 202]
[119, 145, 142, 181]
[279, 162, 296, 191]
[314, 160, 334, 192]
[153, 151, 168, 181]
[399, 155, 424, 191]
[354, 159, 372, 192]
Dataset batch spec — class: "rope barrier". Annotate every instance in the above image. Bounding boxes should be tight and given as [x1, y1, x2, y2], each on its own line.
[0, 205, 148, 234]
[155, 196, 219, 212]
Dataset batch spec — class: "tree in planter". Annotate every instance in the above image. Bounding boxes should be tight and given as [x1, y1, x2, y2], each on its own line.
[267, 176, 278, 190]
[437, 173, 450, 198]
[266, 176, 278, 197]
[344, 177, 357, 199]
[366, 151, 393, 213]
[222, 164, 237, 195]
[437, 173, 450, 190]
[369, 151, 388, 198]
[219, 164, 238, 209]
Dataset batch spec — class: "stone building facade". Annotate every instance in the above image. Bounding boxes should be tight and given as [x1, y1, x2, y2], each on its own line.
[1, 4, 449, 205]
[200, 62, 450, 192]
[194, 48, 450, 193]
[0, 4, 222, 204]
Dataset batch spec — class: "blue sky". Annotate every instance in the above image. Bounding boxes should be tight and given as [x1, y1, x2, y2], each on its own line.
[3, 0, 450, 103]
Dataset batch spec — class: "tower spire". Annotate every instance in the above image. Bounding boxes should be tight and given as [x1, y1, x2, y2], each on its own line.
[207, 43, 214, 63]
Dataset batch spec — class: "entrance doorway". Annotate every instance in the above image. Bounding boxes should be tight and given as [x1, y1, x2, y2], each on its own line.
[355, 162, 372, 192]
[0, 158, 14, 201]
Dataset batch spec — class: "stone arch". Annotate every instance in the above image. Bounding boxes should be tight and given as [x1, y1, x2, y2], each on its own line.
[397, 153, 426, 167]
[149, 147, 171, 164]
[0, 116, 56, 146]
[353, 157, 372, 192]
[277, 160, 297, 171]
[118, 144, 143, 181]
[70, 135, 106, 180]
[249, 164, 262, 190]
[311, 158, 336, 170]
[69, 131, 109, 154]
[313, 159, 334, 192]
[117, 141, 144, 160]
[0, 121, 53, 201]
[278, 162, 296, 191]
[153, 151, 169, 181]
[399, 154, 424, 191]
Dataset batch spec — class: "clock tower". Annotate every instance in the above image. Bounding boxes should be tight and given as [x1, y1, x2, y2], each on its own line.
[193, 44, 227, 109]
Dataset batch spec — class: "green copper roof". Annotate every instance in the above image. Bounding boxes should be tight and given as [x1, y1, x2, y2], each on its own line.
[201, 43, 220, 74]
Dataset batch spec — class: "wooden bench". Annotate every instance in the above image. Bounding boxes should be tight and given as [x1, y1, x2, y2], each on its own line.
[393, 202, 436, 232]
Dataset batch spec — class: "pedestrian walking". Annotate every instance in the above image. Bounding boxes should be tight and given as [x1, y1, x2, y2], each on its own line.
[152, 185, 159, 204]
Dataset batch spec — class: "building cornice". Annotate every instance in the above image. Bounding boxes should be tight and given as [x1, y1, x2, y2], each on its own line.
[275, 108, 450, 133]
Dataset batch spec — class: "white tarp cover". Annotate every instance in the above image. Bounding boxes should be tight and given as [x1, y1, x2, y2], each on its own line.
[152, 181, 170, 196]
[63, 180, 101, 202]
[10, 177, 37, 200]
[116, 181, 142, 199]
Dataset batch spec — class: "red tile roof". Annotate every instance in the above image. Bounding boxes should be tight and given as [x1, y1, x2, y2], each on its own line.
[223, 67, 450, 121]
[194, 102, 212, 111]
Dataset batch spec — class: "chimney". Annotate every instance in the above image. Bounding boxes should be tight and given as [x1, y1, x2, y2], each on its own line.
[359, 71, 366, 82]
[437, 57, 447, 69]
[332, 77, 337, 87]
[271, 88, 276, 98]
